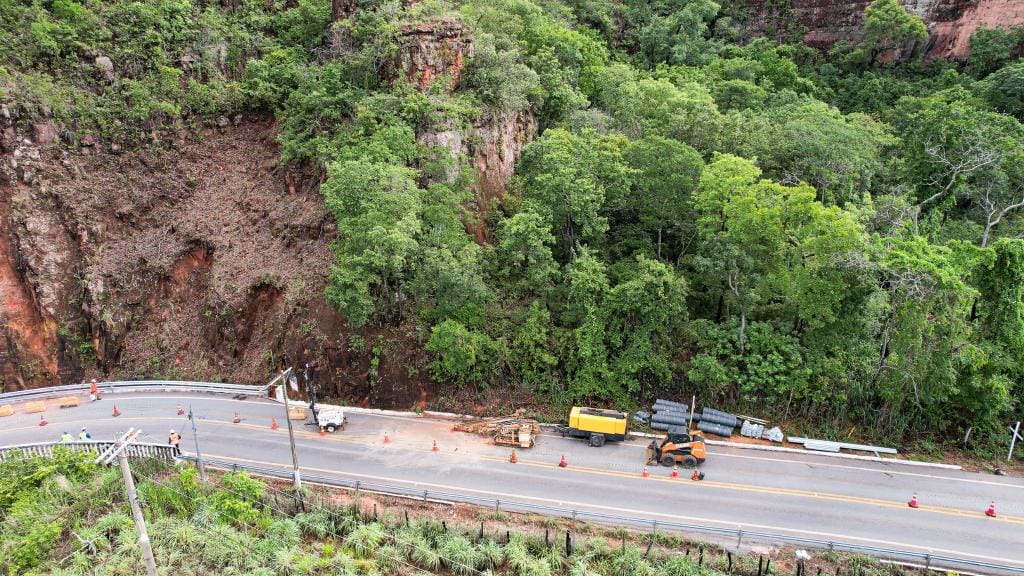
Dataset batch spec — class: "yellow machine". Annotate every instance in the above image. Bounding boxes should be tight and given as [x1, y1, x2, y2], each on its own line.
[561, 407, 628, 447]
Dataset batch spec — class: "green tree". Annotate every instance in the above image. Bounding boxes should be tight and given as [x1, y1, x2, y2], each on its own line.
[603, 256, 688, 401]
[857, 0, 927, 65]
[621, 135, 704, 259]
[517, 128, 630, 259]
[324, 159, 422, 327]
[982, 61, 1024, 119]
[491, 210, 560, 297]
[425, 319, 497, 385]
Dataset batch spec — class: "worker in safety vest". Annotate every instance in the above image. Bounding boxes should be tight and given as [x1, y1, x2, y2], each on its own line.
[89, 379, 100, 401]
[79, 427, 92, 440]
[60, 430, 73, 443]
[168, 429, 180, 453]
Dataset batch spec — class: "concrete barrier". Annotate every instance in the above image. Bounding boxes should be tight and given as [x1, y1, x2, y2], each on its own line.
[24, 401, 46, 413]
[0, 405, 13, 417]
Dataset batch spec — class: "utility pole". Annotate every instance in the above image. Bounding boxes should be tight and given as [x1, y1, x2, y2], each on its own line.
[280, 367, 304, 511]
[305, 362, 319, 429]
[118, 450, 158, 576]
[188, 406, 207, 482]
[97, 429, 158, 576]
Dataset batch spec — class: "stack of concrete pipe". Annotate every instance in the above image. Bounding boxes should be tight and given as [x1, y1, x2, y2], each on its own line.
[649, 399, 691, 431]
[696, 407, 739, 437]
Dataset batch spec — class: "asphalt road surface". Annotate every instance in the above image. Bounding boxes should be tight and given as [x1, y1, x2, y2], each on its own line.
[2, 393, 1022, 569]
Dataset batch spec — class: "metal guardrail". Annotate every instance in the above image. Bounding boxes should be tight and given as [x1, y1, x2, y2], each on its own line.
[0, 380, 269, 405]
[192, 456, 1024, 576]
[0, 440, 178, 462]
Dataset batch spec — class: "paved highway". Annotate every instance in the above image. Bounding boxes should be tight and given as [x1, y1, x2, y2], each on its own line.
[2, 393, 1022, 569]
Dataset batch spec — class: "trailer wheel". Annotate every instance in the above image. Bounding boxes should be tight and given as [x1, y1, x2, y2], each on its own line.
[589, 434, 605, 447]
[681, 455, 698, 468]
[660, 454, 676, 467]
[326, 424, 337, 433]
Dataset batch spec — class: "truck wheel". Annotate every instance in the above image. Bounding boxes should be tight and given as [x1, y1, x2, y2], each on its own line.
[326, 424, 337, 433]
[661, 454, 676, 467]
[589, 434, 605, 447]
[682, 455, 698, 468]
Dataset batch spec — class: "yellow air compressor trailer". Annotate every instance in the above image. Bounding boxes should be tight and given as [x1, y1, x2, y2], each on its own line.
[561, 406, 628, 447]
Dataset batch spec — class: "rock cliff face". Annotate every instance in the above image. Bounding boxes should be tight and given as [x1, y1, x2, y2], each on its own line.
[0, 115, 427, 406]
[744, 0, 1024, 59]
[387, 12, 537, 239]
[397, 19, 474, 92]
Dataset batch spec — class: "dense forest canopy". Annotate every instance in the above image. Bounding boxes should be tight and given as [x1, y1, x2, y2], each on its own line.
[2, 0, 1024, 451]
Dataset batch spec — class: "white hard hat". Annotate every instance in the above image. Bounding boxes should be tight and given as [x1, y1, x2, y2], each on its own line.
[170, 429, 175, 433]
[81, 426, 87, 430]
[91, 379, 97, 383]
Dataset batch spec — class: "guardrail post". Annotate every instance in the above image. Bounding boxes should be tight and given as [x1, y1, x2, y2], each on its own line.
[495, 499, 500, 513]
[422, 490, 428, 503]
[354, 481, 361, 513]
[736, 528, 743, 549]
[924, 554, 931, 571]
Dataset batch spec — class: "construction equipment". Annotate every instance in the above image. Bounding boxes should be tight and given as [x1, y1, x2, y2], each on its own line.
[317, 408, 347, 433]
[646, 431, 707, 468]
[454, 410, 540, 448]
[558, 407, 628, 447]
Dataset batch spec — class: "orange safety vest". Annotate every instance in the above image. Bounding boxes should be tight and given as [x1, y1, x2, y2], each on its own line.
[169, 432, 180, 446]
[90, 381, 98, 395]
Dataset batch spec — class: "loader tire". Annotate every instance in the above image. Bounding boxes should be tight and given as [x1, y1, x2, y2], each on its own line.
[682, 455, 698, 469]
[589, 434, 605, 447]
[661, 454, 676, 467]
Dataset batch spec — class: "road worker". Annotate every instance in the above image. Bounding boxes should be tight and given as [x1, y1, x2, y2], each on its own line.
[168, 429, 180, 454]
[79, 427, 92, 440]
[60, 430, 73, 443]
[89, 378, 100, 401]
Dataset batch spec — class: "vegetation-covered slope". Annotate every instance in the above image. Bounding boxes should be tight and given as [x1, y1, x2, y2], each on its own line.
[3, 0, 1024, 451]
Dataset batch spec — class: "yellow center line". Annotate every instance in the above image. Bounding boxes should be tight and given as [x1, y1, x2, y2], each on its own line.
[202, 451, 1024, 568]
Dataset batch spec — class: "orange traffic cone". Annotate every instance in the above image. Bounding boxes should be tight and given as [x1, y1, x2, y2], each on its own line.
[319, 427, 326, 436]
[642, 466, 650, 478]
[985, 501, 997, 518]
[559, 454, 567, 468]
[510, 449, 518, 463]
[232, 412, 240, 424]
[692, 469, 704, 481]
[671, 465, 679, 478]
[908, 493, 919, 508]
[39, 414, 48, 426]
[112, 404, 121, 417]
[432, 440, 439, 452]
[176, 404, 184, 416]
[383, 432, 391, 444]
[271, 418, 279, 430]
